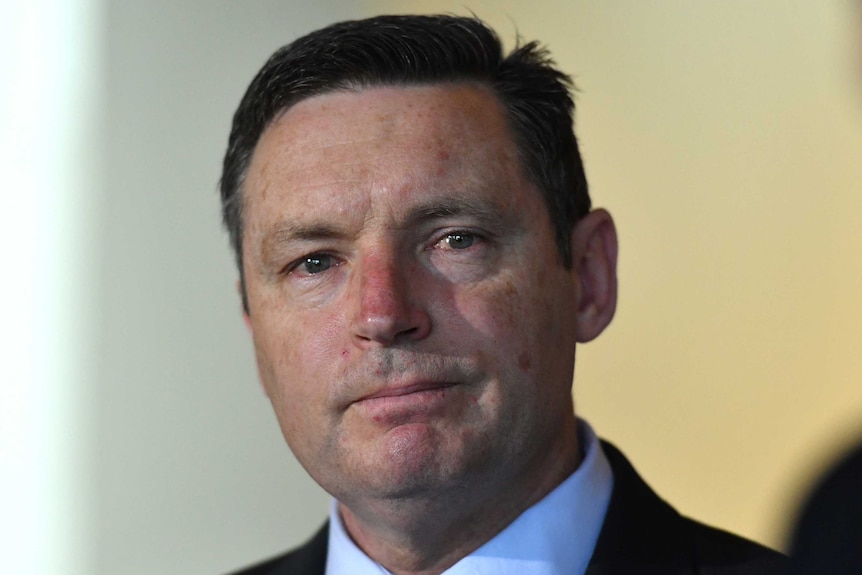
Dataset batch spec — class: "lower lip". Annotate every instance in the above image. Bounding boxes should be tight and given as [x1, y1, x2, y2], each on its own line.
[355, 386, 455, 424]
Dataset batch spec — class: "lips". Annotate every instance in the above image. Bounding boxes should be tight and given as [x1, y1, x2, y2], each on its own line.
[353, 381, 459, 424]
[358, 381, 456, 401]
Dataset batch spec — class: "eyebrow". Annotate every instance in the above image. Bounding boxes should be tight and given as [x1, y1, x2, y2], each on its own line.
[401, 194, 507, 228]
[259, 193, 509, 261]
[260, 221, 346, 259]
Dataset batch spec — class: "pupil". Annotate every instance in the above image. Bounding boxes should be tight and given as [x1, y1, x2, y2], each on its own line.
[449, 234, 473, 249]
[305, 256, 329, 273]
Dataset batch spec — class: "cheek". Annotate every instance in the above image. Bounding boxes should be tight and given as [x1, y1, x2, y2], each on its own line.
[252, 311, 344, 413]
[252, 316, 344, 467]
[454, 268, 569, 381]
[454, 277, 533, 368]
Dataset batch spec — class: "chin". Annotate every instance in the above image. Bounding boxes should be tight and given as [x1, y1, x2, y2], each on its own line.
[349, 429, 486, 502]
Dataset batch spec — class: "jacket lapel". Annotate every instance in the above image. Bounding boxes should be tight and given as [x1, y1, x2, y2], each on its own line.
[585, 441, 693, 575]
[270, 523, 328, 575]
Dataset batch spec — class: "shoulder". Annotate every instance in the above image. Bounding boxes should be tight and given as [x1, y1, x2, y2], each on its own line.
[225, 523, 328, 575]
[686, 519, 788, 574]
[592, 440, 788, 575]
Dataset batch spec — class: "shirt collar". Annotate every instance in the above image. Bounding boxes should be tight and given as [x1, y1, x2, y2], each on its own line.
[325, 419, 613, 575]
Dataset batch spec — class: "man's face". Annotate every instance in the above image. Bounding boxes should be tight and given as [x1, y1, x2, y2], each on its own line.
[241, 84, 583, 511]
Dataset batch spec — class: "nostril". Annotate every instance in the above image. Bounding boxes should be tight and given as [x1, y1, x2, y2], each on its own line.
[352, 302, 431, 346]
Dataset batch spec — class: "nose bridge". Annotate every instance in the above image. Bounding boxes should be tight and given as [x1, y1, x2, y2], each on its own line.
[351, 244, 428, 345]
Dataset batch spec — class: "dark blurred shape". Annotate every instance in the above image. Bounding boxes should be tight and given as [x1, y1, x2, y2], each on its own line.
[789, 440, 862, 574]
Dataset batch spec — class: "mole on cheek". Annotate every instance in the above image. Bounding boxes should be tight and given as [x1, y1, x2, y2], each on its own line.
[493, 280, 519, 328]
[518, 352, 532, 373]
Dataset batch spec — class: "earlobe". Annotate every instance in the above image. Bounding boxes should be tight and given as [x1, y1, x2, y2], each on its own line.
[571, 209, 619, 343]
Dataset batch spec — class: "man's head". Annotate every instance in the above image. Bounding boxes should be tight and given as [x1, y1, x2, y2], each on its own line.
[220, 14, 618, 561]
[221, 15, 591, 311]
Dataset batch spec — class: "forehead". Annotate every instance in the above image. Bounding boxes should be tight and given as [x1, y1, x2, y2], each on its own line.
[270, 82, 512, 148]
[250, 83, 520, 177]
[241, 83, 533, 238]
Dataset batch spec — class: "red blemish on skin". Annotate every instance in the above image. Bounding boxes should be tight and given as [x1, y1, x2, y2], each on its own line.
[341, 349, 350, 359]
[518, 352, 532, 372]
[470, 396, 478, 404]
[438, 150, 450, 162]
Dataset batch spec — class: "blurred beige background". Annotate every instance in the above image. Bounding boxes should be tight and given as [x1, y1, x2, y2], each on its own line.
[1, 1, 860, 574]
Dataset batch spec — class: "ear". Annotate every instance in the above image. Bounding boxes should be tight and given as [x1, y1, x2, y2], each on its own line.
[570, 209, 618, 343]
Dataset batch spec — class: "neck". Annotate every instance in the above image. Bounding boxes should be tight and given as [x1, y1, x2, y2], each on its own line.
[338, 417, 582, 575]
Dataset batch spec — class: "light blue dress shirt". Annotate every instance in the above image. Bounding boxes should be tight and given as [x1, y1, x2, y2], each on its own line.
[325, 419, 613, 575]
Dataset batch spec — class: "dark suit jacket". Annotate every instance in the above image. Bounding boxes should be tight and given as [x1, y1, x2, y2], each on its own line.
[228, 441, 788, 575]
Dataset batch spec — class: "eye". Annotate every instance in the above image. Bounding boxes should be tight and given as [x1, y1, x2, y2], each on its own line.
[291, 254, 336, 276]
[443, 233, 476, 250]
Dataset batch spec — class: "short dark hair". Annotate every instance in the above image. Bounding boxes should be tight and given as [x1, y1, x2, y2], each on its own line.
[220, 14, 591, 309]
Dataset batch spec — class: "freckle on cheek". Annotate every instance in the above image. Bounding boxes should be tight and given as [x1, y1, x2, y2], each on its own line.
[475, 350, 487, 367]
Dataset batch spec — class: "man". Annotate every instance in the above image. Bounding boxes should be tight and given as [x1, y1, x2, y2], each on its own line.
[220, 14, 787, 575]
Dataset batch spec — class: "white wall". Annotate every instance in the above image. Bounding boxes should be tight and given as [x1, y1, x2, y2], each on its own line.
[0, 1, 101, 574]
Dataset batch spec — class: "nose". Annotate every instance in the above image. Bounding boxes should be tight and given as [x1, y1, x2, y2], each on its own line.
[350, 251, 431, 347]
